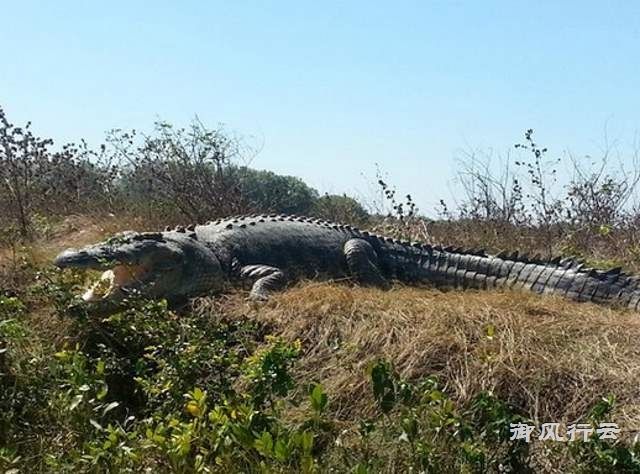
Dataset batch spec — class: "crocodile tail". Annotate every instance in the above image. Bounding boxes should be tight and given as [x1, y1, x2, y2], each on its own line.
[414, 248, 640, 310]
[497, 257, 640, 309]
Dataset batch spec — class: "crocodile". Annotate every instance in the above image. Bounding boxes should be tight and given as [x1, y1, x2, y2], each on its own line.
[54, 214, 640, 312]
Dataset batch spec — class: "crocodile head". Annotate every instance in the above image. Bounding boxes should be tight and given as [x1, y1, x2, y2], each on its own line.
[54, 231, 224, 311]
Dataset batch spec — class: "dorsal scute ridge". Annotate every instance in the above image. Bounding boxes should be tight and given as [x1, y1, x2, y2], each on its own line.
[200, 213, 371, 233]
[431, 246, 489, 257]
[136, 232, 164, 241]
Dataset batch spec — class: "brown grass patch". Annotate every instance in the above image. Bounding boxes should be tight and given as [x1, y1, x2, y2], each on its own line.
[0, 214, 148, 291]
[218, 283, 640, 437]
[0, 214, 151, 266]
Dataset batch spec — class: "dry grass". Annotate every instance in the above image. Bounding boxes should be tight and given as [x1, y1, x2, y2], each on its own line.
[213, 283, 640, 439]
[0, 214, 147, 290]
[33, 214, 148, 260]
[0, 215, 124, 266]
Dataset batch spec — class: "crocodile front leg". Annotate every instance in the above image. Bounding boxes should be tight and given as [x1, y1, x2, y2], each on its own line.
[344, 238, 390, 289]
[240, 264, 287, 300]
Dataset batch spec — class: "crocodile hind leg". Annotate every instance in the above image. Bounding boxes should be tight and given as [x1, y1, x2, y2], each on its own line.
[240, 265, 287, 300]
[343, 239, 390, 289]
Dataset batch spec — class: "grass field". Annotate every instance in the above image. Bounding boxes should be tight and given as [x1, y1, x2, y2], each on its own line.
[2, 217, 640, 472]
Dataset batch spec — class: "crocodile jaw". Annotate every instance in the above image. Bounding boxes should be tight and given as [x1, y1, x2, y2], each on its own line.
[81, 264, 148, 302]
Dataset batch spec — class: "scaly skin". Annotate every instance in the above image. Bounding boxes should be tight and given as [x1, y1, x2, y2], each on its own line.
[54, 214, 640, 312]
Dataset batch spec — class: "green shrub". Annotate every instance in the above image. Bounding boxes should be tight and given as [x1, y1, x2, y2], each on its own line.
[2, 274, 640, 473]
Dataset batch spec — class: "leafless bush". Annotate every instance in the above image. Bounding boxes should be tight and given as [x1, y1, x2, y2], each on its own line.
[441, 148, 525, 225]
[107, 119, 254, 224]
[566, 148, 640, 228]
[0, 106, 117, 237]
[362, 167, 430, 241]
[437, 129, 640, 264]
[442, 131, 563, 227]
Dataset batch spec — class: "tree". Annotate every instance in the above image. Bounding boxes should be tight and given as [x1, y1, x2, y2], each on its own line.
[231, 167, 319, 215]
[311, 193, 369, 225]
[111, 119, 249, 222]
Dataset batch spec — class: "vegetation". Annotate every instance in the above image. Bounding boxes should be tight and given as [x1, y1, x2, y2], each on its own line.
[2, 259, 640, 472]
[2, 105, 640, 471]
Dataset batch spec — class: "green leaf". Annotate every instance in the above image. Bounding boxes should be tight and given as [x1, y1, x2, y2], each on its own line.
[192, 387, 204, 401]
[274, 439, 290, 462]
[301, 431, 314, 454]
[54, 350, 70, 362]
[430, 390, 445, 402]
[96, 384, 109, 401]
[401, 416, 418, 441]
[486, 324, 495, 339]
[310, 383, 328, 414]
[354, 463, 369, 474]
[370, 360, 396, 414]
[254, 431, 274, 457]
[231, 425, 254, 448]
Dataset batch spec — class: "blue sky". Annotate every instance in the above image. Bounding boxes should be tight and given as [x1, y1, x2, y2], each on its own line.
[2, 1, 639, 214]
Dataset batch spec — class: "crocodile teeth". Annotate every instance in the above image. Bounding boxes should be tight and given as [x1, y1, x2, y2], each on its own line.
[82, 270, 116, 302]
[81, 265, 147, 302]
